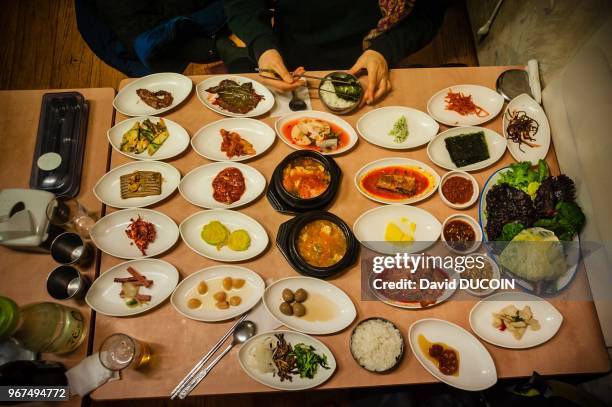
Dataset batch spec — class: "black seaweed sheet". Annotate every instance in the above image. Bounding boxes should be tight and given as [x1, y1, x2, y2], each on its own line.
[444, 131, 489, 167]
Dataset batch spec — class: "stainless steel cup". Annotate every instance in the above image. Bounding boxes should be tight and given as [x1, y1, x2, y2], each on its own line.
[50, 232, 92, 266]
[46, 265, 90, 300]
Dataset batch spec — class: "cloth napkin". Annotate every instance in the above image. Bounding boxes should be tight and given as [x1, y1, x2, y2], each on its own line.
[269, 81, 312, 118]
[65, 353, 119, 397]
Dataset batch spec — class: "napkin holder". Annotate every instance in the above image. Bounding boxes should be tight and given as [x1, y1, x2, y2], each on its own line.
[0, 188, 61, 252]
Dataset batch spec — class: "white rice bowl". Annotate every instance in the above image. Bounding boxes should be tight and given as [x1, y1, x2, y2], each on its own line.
[320, 79, 357, 110]
[350, 318, 404, 372]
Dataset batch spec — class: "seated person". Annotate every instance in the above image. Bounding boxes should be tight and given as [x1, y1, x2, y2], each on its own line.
[223, 0, 446, 103]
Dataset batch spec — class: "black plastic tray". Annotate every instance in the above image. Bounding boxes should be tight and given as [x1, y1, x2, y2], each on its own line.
[29, 92, 89, 197]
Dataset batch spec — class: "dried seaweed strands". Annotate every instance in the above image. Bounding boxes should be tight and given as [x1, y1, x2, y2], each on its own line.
[505, 110, 540, 152]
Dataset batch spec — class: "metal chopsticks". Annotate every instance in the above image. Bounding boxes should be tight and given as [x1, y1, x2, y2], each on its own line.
[170, 313, 248, 399]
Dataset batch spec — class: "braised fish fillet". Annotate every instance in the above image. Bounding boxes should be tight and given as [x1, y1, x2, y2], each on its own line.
[120, 171, 162, 199]
[375, 174, 416, 195]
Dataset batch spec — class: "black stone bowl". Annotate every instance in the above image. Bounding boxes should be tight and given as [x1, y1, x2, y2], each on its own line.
[267, 150, 341, 215]
[276, 210, 359, 279]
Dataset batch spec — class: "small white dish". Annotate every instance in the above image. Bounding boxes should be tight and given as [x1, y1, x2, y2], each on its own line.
[171, 265, 264, 322]
[262, 276, 357, 335]
[191, 118, 275, 162]
[113, 73, 192, 117]
[179, 209, 268, 262]
[354, 157, 440, 205]
[179, 162, 266, 209]
[356, 106, 439, 149]
[107, 116, 190, 161]
[353, 204, 441, 255]
[93, 161, 181, 209]
[238, 330, 336, 390]
[427, 126, 506, 172]
[274, 110, 358, 155]
[441, 214, 482, 254]
[503, 94, 551, 165]
[196, 75, 274, 118]
[459, 254, 501, 297]
[469, 291, 563, 349]
[438, 170, 479, 209]
[90, 208, 178, 259]
[427, 84, 504, 127]
[409, 318, 497, 391]
[86, 259, 179, 317]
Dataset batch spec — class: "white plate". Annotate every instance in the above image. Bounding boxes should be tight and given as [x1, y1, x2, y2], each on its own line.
[238, 330, 336, 390]
[354, 157, 440, 204]
[93, 161, 181, 208]
[503, 94, 551, 165]
[86, 259, 178, 317]
[478, 167, 581, 293]
[179, 162, 265, 209]
[171, 265, 264, 322]
[461, 254, 501, 297]
[262, 277, 357, 335]
[356, 106, 439, 149]
[196, 75, 274, 118]
[191, 118, 275, 161]
[353, 204, 441, 255]
[179, 209, 268, 262]
[409, 318, 497, 391]
[427, 84, 504, 127]
[368, 263, 457, 309]
[469, 291, 563, 349]
[91, 208, 179, 259]
[113, 73, 192, 117]
[427, 126, 506, 172]
[274, 110, 358, 155]
[107, 116, 190, 161]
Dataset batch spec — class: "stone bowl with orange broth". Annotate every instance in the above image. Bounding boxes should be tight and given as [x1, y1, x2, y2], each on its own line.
[267, 150, 341, 215]
[276, 211, 359, 278]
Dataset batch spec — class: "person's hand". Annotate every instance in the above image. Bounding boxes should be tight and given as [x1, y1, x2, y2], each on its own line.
[258, 49, 304, 91]
[348, 49, 391, 104]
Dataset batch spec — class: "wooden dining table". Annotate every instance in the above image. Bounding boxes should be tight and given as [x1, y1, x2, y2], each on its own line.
[0, 67, 609, 404]
[89, 66, 610, 401]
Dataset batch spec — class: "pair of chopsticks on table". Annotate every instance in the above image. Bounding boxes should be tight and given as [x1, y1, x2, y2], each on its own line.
[170, 313, 248, 399]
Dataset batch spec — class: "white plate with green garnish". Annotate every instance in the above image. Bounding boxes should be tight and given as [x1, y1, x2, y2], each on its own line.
[356, 106, 439, 150]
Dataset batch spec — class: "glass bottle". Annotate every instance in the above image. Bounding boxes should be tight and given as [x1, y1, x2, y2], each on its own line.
[0, 296, 86, 354]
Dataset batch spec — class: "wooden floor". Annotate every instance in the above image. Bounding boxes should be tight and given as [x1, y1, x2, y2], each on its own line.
[0, 1, 476, 406]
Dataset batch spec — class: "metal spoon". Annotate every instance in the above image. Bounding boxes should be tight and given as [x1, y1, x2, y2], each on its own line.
[177, 321, 256, 399]
[289, 90, 307, 111]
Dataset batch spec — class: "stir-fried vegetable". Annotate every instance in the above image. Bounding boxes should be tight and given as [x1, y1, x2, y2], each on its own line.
[291, 343, 330, 379]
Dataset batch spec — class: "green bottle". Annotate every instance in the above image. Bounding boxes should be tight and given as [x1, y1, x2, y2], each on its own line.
[0, 296, 86, 354]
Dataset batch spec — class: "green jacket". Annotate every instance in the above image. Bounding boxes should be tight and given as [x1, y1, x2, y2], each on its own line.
[224, 0, 446, 70]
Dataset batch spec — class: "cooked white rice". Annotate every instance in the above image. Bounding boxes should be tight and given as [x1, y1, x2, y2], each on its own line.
[320, 79, 356, 109]
[350, 319, 403, 372]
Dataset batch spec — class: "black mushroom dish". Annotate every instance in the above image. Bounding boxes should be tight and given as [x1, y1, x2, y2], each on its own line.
[267, 150, 341, 214]
[276, 211, 359, 278]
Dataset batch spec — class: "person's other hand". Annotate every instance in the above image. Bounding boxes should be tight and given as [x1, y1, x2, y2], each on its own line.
[349, 50, 391, 104]
[258, 49, 303, 91]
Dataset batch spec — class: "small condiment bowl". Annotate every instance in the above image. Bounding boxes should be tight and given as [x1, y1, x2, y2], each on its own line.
[441, 214, 482, 254]
[460, 254, 501, 297]
[439, 170, 479, 209]
[318, 72, 363, 115]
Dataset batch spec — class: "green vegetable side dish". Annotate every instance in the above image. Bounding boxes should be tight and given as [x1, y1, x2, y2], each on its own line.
[501, 222, 525, 241]
[444, 131, 490, 167]
[330, 74, 362, 102]
[291, 343, 330, 379]
[534, 201, 585, 241]
[120, 118, 169, 156]
[388, 116, 409, 143]
[498, 159, 549, 199]
[200, 220, 251, 252]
